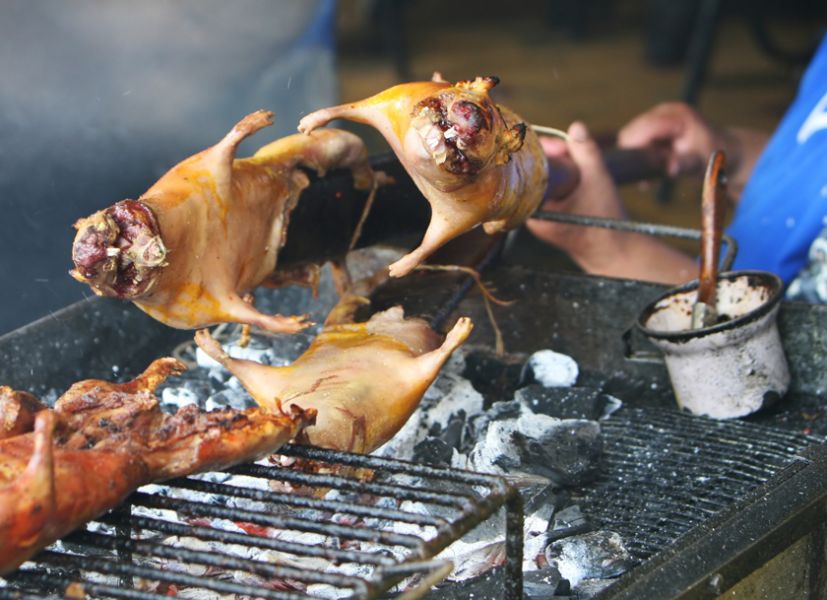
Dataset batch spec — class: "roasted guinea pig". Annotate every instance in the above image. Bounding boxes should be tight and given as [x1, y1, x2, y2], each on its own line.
[299, 75, 549, 277]
[0, 386, 46, 440]
[0, 411, 148, 575]
[0, 359, 314, 575]
[196, 296, 473, 453]
[52, 357, 314, 480]
[71, 110, 379, 334]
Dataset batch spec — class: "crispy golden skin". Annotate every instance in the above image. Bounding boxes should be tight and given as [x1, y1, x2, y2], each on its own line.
[299, 76, 549, 277]
[197, 297, 473, 454]
[71, 110, 378, 333]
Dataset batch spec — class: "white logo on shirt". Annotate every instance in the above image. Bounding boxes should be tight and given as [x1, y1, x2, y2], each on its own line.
[798, 91, 827, 144]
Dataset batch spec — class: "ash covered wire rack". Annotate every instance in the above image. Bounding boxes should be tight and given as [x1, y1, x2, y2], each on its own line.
[0, 444, 524, 600]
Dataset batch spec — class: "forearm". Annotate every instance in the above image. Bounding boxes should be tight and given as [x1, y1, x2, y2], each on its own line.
[573, 230, 698, 285]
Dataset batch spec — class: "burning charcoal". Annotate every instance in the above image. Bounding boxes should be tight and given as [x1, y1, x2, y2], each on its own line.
[524, 531, 551, 570]
[506, 473, 558, 516]
[467, 417, 522, 474]
[513, 419, 602, 486]
[523, 566, 567, 599]
[522, 349, 579, 388]
[159, 378, 213, 412]
[487, 399, 524, 422]
[546, 530, 633, 588]
[572, 577, 617, 598]
[428, 412, 465, 448]
[204, 389, 256, 411]
[412, 437, 454, 466]
[548, 504, 593, 542]
[420, 371, 485, 452]
[515, 384, 606, 420]
[461, 346, 528, 407]
[374, 406, 424, 460]
[428, 566, 506, 600]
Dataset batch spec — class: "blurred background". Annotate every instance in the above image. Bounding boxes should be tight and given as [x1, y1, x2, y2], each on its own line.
[0, 0, 825, 334]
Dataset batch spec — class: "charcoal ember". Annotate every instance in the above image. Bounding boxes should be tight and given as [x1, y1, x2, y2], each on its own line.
[548, 504, 593, 542]
[159, 377, 214, 412]
[428, 565, 506, 599]
[572, 577, 617, 598]
[516, 384, 607, 420]
[546, 530, 633, 588]
[205, 389, 256, 411]
[522, 349, 579, 388]
[412, 437, 454, 466]
[461, 346, 528, 407]
[374, 407, 424, 460]
[506, 473, 559, 516]
[513, 418, 602, 486]
[523, 566, 567, 599]
[467, 415, 522, 473]
[421, 371, 485, 449]
[572, 369, 609, 391]
[427, 411, 465, 448]
[466, 400, 524, 450]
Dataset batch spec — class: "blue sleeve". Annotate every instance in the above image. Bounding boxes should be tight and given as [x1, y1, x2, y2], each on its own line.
[726, 33, 827, 283]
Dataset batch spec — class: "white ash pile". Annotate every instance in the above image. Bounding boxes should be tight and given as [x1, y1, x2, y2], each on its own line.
[376, 345, 631, 598]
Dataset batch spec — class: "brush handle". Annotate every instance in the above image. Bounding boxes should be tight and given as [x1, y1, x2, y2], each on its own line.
[545, 142, 671, 199]
[697, 151, 728, 307]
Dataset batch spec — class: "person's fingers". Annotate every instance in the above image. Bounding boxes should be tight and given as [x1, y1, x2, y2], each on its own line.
[567, 122, 609, 177]
[540, 135, 569, 158]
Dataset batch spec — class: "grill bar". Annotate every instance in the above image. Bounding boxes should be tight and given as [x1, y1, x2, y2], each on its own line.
[1, 445, 522, 600]
[100, 513, 397, 566]
[67, 530, 371, 593]
[230, 464, 476, 509]
[131, 491, 427, 549]
[581, 407, 821, 561]
[168, 476, 449, 527]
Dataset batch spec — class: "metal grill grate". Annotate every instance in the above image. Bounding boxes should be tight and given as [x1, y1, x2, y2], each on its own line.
[0, 445, 524, 600]
[580, 407, 823, 560]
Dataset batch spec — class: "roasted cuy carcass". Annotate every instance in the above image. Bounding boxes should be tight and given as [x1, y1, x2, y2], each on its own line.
[299, 75, 549, 277]
[70, 110, 381, 334]
[0, 359, 314, 575]
[196, 296, 473, 453]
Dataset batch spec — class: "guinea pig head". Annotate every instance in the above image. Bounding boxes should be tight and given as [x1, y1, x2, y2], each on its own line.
[410, 76, 526, 176]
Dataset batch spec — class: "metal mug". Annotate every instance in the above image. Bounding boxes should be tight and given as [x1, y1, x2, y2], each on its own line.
[635, 271, 790, 419]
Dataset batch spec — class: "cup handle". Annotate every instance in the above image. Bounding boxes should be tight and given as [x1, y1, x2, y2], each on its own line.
[622, 326, 664, 364]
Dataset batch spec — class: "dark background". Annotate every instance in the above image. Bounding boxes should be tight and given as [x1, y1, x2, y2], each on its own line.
[1, 0, 825, 335]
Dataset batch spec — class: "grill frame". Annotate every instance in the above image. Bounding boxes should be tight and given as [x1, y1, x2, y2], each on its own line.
[1, 444, 525, 600]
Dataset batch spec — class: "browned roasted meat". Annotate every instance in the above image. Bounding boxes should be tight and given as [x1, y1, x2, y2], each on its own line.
[71, 110, 379, 334]
[0, 359, 314, 575]
[196, 296, 473, 453]
[0, 411, 148, 575]
[54, 358, 313, 480]
[0, 386, 46, 440]
[299, 76, 549, 277]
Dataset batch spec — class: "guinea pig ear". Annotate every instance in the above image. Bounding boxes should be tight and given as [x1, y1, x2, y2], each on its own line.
[457, 76, 500, 94]
[494, 122, 527, 165]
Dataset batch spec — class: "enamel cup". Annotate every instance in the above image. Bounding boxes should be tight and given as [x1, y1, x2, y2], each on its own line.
[636, 271, 790, 419]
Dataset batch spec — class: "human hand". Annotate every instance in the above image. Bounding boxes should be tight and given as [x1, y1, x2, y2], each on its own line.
[618, 102, 725, 178]
[526, 121, 628, 270]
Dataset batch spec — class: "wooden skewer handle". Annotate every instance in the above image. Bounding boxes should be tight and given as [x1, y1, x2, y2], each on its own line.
[697, 151, 728, 307]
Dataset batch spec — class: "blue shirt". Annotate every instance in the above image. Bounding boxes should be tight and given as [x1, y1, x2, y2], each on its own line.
[727, 34, 827, 283]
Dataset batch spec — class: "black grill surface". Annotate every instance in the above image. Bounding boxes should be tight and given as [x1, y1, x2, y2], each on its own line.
[581, 407, 822, 561]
